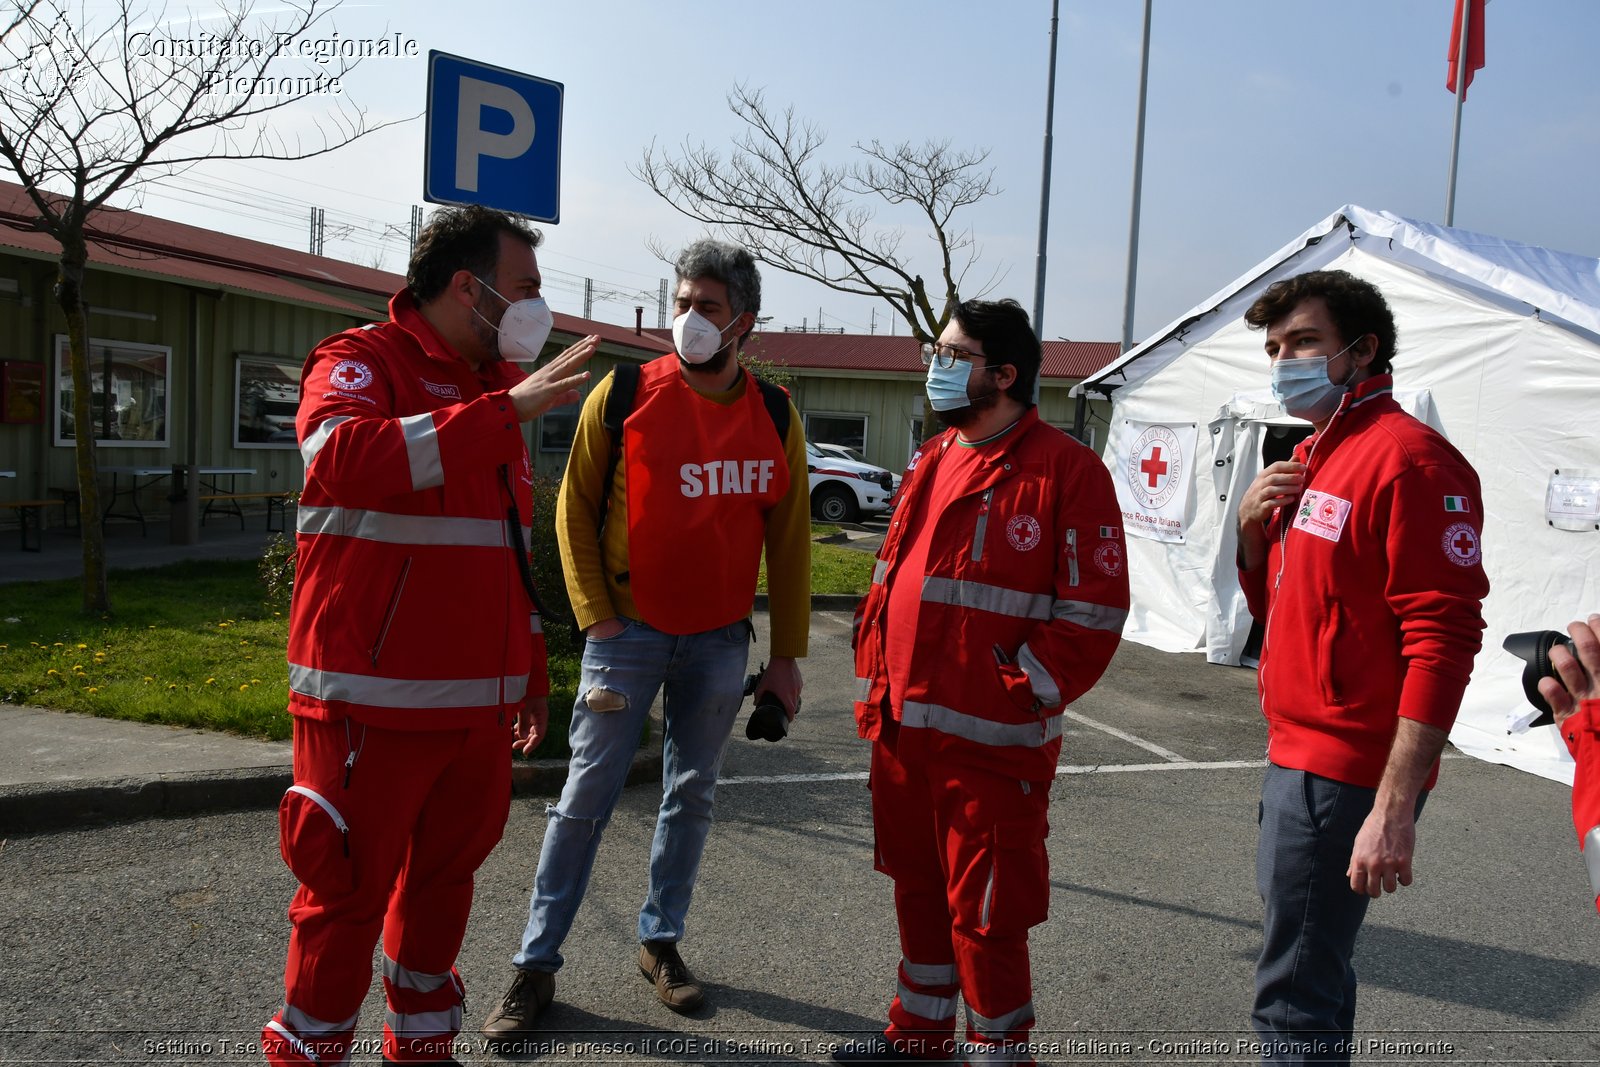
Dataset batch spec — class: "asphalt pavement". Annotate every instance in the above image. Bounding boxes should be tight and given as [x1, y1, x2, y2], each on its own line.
[3, 517, 1597, 1063]
[2, 603, 1598, 1065]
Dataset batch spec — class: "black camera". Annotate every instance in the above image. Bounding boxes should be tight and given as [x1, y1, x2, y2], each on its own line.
[1503, 630, 1579, 729]
[742, 662, 789, 742]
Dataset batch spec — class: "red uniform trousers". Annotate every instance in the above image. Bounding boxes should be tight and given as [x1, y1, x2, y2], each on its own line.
[871, 719, 1051, 1066]
[261, 716, 510, 1065]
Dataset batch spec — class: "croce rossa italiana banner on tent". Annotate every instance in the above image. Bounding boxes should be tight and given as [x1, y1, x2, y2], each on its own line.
[1111, 420, 1199, 543]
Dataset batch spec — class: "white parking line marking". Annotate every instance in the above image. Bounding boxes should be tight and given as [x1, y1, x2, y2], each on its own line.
[718, 759, 1267, 787]
[1063, 710, 1189, 762]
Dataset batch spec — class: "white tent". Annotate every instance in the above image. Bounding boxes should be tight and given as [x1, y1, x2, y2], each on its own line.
[1074, 205, 1600, 783]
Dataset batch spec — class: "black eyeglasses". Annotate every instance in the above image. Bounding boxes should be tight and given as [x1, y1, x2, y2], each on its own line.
[919, 342, 989, 369]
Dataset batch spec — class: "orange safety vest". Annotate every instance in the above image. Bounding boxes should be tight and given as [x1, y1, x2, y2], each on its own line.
[623, 356, 789, 634]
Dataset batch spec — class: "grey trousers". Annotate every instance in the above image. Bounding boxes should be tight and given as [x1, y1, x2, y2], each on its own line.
[1251, 763, 1426, 1065]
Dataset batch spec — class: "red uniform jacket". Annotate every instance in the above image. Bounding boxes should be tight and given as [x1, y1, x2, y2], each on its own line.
[1240, 375, 1488, 789]
[853, 409, 1130, 781]
[1563, 699, 1600, 914]
[287, 290, 548, 730]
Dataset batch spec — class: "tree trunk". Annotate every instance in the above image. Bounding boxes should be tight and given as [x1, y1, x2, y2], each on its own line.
[55, 240, 110, 614]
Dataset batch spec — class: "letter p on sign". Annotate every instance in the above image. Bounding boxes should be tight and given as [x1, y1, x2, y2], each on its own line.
[425, 51, 563, 223]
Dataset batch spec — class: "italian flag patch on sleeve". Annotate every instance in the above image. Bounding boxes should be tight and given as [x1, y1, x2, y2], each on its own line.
[1444, 496, 1469, 512]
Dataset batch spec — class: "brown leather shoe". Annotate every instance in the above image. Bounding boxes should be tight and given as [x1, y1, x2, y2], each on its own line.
[479, 968, 554, 1041]
[638, 940, 704, 1013]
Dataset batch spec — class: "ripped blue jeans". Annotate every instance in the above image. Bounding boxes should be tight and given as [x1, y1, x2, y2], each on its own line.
[512, 617, 751, 971]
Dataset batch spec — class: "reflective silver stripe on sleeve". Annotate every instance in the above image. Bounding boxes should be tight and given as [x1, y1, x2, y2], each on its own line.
[263, 1022, 319, 1063]
[922, 577, 1051, 621]
[399, 413, 444, 491]
[382, 955, 452, 993]
[297, 505, 509, 548]
[1052, 598, 1129, 632]
[855, 676, 873, 702]
[530, 613, 543, 635]
[289, 663, 529, 709]
[900, 701, 1064, 748]
[895, 982, 958, 1022]
[522, 524, 534, 546]
[383, 1005, 462, 1038]
[1016, 643, 1061, 707]
[280, 1003, 360, 1036]
[872, 559, 889, 585]
[966, 1000, 1037, 1040]
[1586, 825, 1600, 899]
[301, 415, 352, 468]
[901, 959, 958, 987]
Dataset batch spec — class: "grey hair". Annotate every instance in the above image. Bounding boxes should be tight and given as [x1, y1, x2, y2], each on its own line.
[674, 238, 762, 320]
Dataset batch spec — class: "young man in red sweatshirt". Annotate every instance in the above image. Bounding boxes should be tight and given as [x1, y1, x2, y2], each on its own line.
[1235, 270, 1488, 1064]
[1542, 614, 1600, 916]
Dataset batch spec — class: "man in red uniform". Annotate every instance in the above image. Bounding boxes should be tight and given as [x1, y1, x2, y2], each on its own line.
[844, 299, 1129, 1066]
[1542, 614, 1600, 916]
[1236, 271, 1488, 1064]
[261, 205, 596, 1067]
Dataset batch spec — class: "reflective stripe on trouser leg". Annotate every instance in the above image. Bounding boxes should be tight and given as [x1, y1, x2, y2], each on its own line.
[261, 1004, 358, 1067]
[872, 728, 959, 1059]
[379, 724, 510, 1062]
[381, 959, 466, 1063]
[963, 999, 1038, 1065]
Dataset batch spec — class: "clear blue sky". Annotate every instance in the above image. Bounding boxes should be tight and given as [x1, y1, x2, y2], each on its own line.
[67, 0, 1600, 345]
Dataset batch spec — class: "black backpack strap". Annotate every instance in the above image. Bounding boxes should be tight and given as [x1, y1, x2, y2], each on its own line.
[596, 363, 640, 544]
[754, 377, 792, 446]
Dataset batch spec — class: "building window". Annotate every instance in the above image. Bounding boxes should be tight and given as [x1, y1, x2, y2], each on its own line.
[53, 335, 169, 448]
[909, 416, 924, 457]
[234, 355, 302, 449]
[539, 408, 579, 453]
[803, 411, 868, 453]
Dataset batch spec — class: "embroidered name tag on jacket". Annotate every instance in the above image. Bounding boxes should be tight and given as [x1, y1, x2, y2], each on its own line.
[1293, 491, 1353, 542]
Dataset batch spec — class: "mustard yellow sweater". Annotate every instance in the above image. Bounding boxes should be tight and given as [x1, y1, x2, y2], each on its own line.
[555, 367, 811, 658]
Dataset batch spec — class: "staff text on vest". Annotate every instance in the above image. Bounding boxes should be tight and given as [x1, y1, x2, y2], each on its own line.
[680, 459, 776, 498]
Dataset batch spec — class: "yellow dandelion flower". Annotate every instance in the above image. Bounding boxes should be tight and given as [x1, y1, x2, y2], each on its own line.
[72, 664, 83, 671]
[168, 684, 178, 690]
[85, 686, 99, 693]
[47, 668, 60, 676]
[239, 684, 250, 691]
[250, 679, 262, 685]
[53, 641, 63, 647]
[143, 676, 154, 683]
[205, 677, 216, 685]
[76, 643, 87, 649]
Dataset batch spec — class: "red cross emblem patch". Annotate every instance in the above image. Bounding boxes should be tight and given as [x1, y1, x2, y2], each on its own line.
[329, 359, 373, 392]
[1440, 521, 1481, 567]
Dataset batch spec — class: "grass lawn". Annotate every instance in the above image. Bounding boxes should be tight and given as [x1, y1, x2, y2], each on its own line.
[0, 524, 874, 751]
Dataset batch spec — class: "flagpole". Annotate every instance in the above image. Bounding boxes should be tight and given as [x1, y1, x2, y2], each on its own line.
[1444, 2, 1471, 226]
[1031, 0, 1060, 406]
[1120, 0, 1152, 355]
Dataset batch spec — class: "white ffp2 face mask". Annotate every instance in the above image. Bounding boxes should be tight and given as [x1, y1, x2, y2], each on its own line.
[476, 280, 554, 363]
[673, 308, 735, 365]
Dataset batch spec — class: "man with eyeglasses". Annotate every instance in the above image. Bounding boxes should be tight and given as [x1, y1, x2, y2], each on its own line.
[841, 299, 1129, 1066]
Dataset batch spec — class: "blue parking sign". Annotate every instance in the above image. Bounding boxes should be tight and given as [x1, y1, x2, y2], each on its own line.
[424, 51, 562, 223]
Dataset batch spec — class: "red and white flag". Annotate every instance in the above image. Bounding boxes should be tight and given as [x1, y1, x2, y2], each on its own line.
[1446, 0, 1486, 98]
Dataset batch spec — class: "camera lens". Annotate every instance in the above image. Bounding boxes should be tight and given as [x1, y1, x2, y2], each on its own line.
[745, 699, 788, 742]
[1503, 630, 1578, 727]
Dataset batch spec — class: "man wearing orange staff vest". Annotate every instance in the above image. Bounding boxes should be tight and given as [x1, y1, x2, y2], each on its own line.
[843, 298, 1129, 1065]
[483, 239, 810, 1036]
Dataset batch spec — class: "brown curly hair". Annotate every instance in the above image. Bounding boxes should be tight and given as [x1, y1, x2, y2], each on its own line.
[1244, 270, 1397, 375]
[406, 205, 542, 304]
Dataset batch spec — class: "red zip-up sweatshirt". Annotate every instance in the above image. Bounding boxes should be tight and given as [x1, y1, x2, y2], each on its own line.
[1239, 375, 1488, 789]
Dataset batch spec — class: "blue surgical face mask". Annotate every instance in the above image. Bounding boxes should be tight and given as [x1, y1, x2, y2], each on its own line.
[925, 358, 977, 411]
[1270, 336, 1362, 422]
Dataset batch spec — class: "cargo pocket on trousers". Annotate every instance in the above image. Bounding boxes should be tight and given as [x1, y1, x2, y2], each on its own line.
[979, 815, 1050, 936]
[278, 784, 354, 896]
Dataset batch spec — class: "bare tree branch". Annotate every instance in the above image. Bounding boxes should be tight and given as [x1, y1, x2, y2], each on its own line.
[633, 84, 999, 342]
[0, 0, 416, 613]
